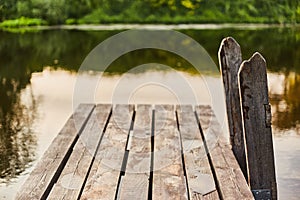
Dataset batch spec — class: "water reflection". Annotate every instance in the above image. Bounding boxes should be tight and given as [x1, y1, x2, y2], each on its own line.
[270, 72, 300, 132]
[1, 27, 299, 74]
[0, 27, 299, 199]
[274, 135, 300, 200]
[0, 72, 37, 183]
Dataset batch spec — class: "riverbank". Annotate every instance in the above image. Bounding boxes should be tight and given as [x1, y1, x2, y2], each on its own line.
[0, 24, 299, 200]
[1, 23, 300, 33]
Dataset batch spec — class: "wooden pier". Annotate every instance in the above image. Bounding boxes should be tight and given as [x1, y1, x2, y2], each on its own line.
[16, 104, 253, 200]
[17, 37, 277, 199]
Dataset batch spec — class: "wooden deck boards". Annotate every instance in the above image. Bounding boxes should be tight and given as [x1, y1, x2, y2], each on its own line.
[48, 104, 112, 199]
[153, 105, 188, 200]
[119, 104, 152, 200]
[17, 104, 253, 200]
[176, 105, 219, 200]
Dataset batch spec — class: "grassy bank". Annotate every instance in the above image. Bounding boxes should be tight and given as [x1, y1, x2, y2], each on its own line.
[0, 17, 47, 28]
[1, 1, 299, 27]
[1, 16, 298, 29]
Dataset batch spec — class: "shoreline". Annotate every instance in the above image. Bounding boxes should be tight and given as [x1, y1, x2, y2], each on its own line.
[1, 23, 300, 31]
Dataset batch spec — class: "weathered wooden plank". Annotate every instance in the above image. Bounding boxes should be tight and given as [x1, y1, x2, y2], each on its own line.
[176, 105, 219, 200]
[119, 104, 152, 200]
[196, 105, 253, 200]
[239, 53, 277, 199]
[80, 104, 134, 200]
[119, 174, 149, 199]
[153, 105, 188, 200]
[218, 37, 247, 178]
[47, 104, 112, 199]
[124, 104, 152, 174]
[15, 104, 95, 200]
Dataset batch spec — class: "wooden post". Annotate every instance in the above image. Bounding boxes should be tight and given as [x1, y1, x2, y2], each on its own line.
[239, 52, 277, 200]
[218, 37, 247, 178]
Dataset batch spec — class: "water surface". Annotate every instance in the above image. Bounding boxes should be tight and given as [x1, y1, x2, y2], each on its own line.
[0, 27, 299, 199]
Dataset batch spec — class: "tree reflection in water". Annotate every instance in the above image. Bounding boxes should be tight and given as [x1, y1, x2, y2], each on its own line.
[0, 75, 37, 183]
[0, 27, 299, 189]
[270, 72, 300, 134]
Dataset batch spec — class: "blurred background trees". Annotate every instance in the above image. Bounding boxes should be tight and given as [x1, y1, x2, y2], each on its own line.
[0, 0, 299, 25]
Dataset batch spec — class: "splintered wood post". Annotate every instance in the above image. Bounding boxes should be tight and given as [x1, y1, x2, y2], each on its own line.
[218, 37, 247, 178]
[239, 53, 277, 200]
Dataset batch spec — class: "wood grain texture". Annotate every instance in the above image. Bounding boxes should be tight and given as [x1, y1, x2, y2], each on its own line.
[119, 174, 149, 200]
[153, 105, 188, 200]
[80, 104, 134, 200]
[239, 53, 277, 199]
[119, 104, 152, 200]
[47, 104, 112, 199]
[18, 103, 256, 200]
[196, 105, 254, 200]
[15, 104, 95, 200]
[176, 105, 219, 200]
[218, 37, 247, 178]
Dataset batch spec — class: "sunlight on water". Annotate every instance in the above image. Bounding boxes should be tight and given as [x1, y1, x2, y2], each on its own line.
[0, 69, 75, 199]
[274, 134, 300, 200]
[0, 68, 227, 199]
[269, 72, 300, 200]
[0, 27, 300, 199]
[1, 67, 299, 199]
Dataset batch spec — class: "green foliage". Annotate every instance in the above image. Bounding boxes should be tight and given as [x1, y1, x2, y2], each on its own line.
[0, 17, 47, 27]
[297, 6, 300, 21]
[64, 0, 93, 19]
[0, 0, 18, 21]
[65, 18, 77, 25]
[0, 0, 300, 25]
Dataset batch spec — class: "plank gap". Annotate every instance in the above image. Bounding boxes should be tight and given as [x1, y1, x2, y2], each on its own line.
[194, 110, 223, 200]
[153, 104, 188, 199]
[175, 110, 190, 200]
[126, 131, 133, 151]
[114, 109, 136, 200]
[148, 108, 155, 200]
[41, 105, 96, 200]
[116, 176, 124, 200]
[76, 106, 112, 200]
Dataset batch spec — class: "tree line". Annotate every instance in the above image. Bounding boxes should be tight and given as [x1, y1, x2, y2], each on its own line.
[0, 0, 300, 25]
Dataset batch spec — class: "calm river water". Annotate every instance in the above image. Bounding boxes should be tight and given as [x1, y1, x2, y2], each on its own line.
[0, 26, 299, 199]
